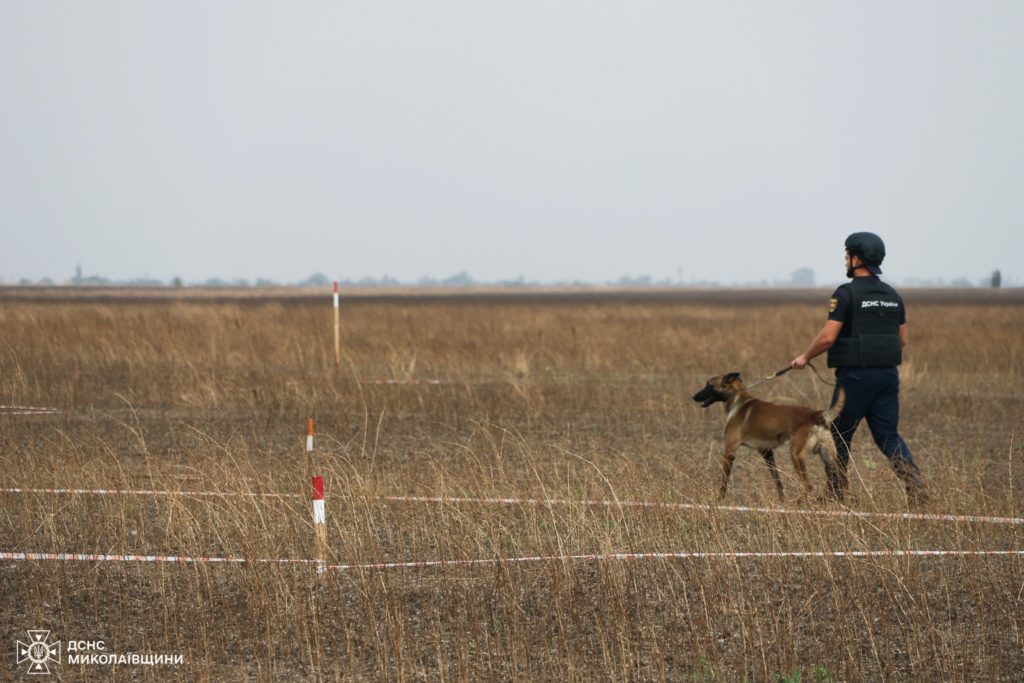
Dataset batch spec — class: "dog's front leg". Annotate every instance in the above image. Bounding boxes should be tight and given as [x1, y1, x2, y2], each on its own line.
[718, 433, 741, 499]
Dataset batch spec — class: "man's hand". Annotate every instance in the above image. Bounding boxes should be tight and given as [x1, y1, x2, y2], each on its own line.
[793, 321, 842, 370]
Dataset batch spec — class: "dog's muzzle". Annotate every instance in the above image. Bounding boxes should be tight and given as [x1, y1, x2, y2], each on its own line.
[692, 386, 720, 408]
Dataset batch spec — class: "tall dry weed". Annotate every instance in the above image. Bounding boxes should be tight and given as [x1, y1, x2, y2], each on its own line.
[0, 294, 1021, 679]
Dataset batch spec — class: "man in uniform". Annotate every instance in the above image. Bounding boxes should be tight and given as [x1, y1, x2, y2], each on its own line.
[790, 232, 925, 502]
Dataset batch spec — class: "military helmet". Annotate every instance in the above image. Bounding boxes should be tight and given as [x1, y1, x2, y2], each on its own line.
[844, 232, 885, 273]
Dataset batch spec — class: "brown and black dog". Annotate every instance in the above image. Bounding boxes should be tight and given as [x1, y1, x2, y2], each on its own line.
[693, 372, 845, 500]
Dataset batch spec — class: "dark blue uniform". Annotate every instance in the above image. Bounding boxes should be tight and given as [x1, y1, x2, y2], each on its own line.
[826, 276, 923, 498]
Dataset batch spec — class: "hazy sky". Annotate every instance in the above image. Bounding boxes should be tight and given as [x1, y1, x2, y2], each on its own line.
[2, 2, 1021, 285]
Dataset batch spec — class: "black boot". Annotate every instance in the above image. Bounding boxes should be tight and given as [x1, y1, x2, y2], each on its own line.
[894, 461, 928, 507]
[825, 464, 848, 503]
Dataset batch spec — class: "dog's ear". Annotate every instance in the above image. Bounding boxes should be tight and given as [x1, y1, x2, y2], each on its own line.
[724, 372, 741, 383]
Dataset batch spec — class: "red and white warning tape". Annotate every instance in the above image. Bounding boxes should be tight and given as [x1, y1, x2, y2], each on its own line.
[0, 405, 62, 411]
[0, 488, 299, 498]
[360, 379, 445, 385]
[374, 495, 1024, 527]
[0, 412, 62, 416]
[2, 488, 1022, 526]
[0, 405, 62, 415]
[0, 551, 318, 565]
[2, 549, 1020, 573]
[317, 549, 1024, 573]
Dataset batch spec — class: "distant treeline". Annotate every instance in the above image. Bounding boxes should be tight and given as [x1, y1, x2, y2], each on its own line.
[6, 268, 1011, 288]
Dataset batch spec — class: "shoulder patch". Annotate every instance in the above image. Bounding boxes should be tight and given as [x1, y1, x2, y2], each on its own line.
[828, 297, 838, 313]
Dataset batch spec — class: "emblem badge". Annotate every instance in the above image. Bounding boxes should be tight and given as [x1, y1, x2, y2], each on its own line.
[16, 630, 61, 675]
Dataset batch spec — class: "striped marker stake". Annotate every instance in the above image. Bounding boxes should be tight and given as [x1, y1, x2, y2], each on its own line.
[332, 281, 340, 368]
[306, 419, 327, 563]
[312, 476, 326, 562]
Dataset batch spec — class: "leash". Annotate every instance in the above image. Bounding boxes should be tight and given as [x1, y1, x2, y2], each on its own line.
[746, 362, 835, 390]
[806, 362, 837, 386]
[745, 367, 792, 390]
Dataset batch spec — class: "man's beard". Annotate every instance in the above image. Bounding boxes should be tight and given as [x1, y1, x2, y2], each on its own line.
[846, 266, 855, 278]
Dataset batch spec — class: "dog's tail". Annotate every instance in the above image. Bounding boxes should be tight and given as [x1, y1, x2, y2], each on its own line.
[815, 387, 845, 427]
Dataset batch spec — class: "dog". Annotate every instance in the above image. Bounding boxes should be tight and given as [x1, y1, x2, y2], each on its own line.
[692, 372, 844, 500]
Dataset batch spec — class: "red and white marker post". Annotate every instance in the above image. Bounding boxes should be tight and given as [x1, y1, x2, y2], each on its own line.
[332, 281, 341, 368]
[307, 419, 327, 561]
[312, 475, 326, 560]
[306, 417, 315, 455]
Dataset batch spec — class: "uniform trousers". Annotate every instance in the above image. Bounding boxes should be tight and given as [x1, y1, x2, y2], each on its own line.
[828, 366, 922, 496]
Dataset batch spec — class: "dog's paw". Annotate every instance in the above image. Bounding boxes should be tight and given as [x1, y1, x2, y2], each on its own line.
[813, 491, 844, 506]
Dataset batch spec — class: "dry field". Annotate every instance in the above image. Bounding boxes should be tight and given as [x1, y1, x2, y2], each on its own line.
[1, 290, 1022, 680]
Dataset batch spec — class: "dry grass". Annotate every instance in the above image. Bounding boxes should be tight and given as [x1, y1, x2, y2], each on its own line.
[1, 293, 1022, 680]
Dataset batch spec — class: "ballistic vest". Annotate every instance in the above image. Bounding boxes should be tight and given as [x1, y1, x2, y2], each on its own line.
[826, 278, 903, 368]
